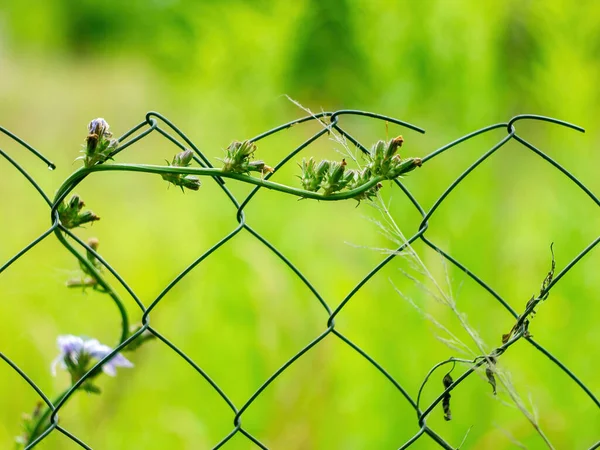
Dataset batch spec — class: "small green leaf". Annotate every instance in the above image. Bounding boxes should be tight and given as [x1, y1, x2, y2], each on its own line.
[81, 381, 102, 395]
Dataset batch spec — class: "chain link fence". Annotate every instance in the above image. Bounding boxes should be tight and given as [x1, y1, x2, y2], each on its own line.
[1, 110, 598, 449]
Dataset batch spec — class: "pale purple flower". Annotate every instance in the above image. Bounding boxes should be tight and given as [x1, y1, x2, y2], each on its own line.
[88, 118, 110, 137]
[85, 339, 134, 376]
[51, 335, 133, 377]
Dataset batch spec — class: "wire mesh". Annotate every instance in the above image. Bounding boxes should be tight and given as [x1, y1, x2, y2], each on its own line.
[1, 110, 598, 449]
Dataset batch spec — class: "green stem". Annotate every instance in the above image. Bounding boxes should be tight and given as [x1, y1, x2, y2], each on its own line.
[54, 162, 420, 204]
[52, 171, 132, 347]
[23, 262, 129, 449]
[54, 228, 129, 345]
[25, 352, 113, 448]
[27, 176, 133, 448]
[25, 390, 69, 447]
[24, 336, 132, 448]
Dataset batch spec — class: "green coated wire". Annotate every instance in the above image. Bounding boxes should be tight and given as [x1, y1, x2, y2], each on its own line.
[1, 110, 598, 450]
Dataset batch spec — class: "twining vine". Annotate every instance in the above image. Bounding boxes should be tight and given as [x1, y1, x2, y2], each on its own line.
[18, 116, 424, 448]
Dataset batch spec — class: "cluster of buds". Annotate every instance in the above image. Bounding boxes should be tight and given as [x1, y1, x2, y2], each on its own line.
[300, 157, 381, 200]
[347, 167, 382, 202]
[220, 140, 274, 175]
[300, 158, 330, 191]
[57, 195, 100, 229]
[299, 136, 421, 202]
[81, 118, 119, 167]
[161, 150, 201, 192]
[365, 136, 421, 179]
[67, 237, 103, 290]
[320, 159, 355, 195]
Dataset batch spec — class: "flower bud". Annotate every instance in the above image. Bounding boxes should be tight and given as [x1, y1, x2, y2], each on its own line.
[316, 160, 330, 178]
[385, 135, 404, 159]
[77, 211, 101, 226]
[162, 150, 202, 192]
[329, 159, 347, 183]
[174, 150, 194, 167]
[82, 237, 102, 275]
[88, 118, 110, 137]
[86, 133, 99, 152]
[87, 237, 100, 251]
[371, 140, 387, 171]
[322, 159, 352, 195]
[68, 194, 83, 211]
[220, 140, 268, 175]
[82, 118, 118, 167]
[300, 157, 319, 191]
[248, 160, 275, 174]
[58, 195, 100, 228]
[386, 157, 422, 179]
[180, 175, 201, 191]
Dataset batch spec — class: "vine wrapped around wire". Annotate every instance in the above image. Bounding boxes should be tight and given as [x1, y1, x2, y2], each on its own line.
[18, 116, 424, 448]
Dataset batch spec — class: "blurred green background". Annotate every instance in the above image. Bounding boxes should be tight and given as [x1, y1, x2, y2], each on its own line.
[1, 0, 599, 448]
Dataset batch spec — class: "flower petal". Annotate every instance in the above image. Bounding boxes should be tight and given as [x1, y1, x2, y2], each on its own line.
[102, 363, 117, 377]
[57, 335, 84, 354]
[50, 355, 64, 376]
